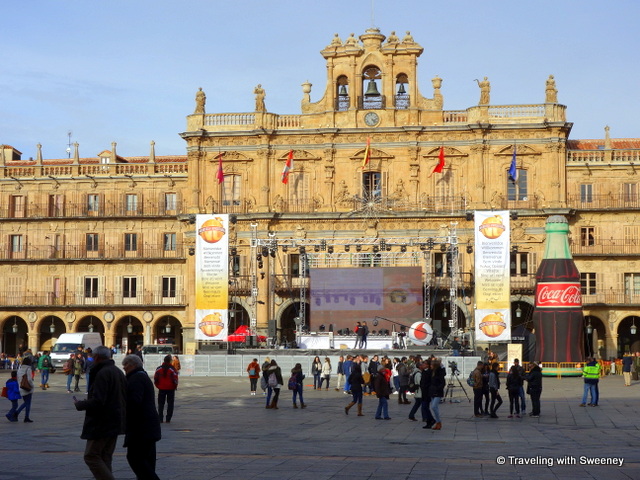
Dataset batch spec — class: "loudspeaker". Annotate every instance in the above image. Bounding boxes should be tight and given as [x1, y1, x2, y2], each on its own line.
[267, 320, 276, 338]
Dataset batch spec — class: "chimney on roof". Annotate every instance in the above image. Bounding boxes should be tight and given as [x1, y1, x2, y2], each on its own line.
[111, 142, 117, 163]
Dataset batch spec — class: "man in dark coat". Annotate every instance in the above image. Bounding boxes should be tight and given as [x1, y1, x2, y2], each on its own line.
[526, 361, 543, 417]
[74, 345, 127, 480]
[122, 354, 162, 480]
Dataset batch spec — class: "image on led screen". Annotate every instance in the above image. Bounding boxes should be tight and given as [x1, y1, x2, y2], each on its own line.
[309, 267, 423, 332]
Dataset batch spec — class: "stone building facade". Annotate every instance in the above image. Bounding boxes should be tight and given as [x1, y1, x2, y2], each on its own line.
[1, 28, 639, 358]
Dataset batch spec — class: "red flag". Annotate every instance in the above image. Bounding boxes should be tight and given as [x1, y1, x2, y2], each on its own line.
[216, 152, 224, 184]
[282, 150, 293, 184]
[361, 138, 371, 169]
[429, 147, 445, 177]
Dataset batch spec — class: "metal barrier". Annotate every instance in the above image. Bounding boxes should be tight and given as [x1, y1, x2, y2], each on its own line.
[124, 354, 481, 379]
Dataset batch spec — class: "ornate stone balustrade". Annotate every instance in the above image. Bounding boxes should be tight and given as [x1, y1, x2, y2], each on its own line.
[189, 103, 566, 132]
[1, 163, 187, 179]
[567, 149, 640, 164]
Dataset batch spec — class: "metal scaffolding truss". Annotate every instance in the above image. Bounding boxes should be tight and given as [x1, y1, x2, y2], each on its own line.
[249, 224, 464, 335]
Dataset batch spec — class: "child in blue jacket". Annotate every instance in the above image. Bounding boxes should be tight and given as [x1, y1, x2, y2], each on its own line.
[5, 371, 21, 422]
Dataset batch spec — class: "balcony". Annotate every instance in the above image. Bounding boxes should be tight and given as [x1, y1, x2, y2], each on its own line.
[0, 290, 187, 308]
[582, 290, 640, 306]
[0, 244, 188, 262]
[567, 193, 640, 211]
[2, 162, 187, 179]
[571, 239, 640, 256]
[0, 199, 185, 219]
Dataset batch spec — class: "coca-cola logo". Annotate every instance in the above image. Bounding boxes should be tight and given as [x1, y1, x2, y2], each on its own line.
[535, 283, 582, 307]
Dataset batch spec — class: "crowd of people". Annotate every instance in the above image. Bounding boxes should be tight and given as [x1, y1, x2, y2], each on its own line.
[245, 353, 550, 429]
[3, 346, 181, 480]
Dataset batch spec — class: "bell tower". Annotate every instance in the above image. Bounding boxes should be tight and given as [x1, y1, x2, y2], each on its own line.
[301, 28, 441, 128]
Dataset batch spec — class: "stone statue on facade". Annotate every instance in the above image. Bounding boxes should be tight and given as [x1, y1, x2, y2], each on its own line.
[254, 84, 266, 112]
[194, 87, 206, 114]
[335, 180, 351, 206]
[330, 33, 342, 46]
[345, 33, 358, 46]
[476, 77, 490, 105]
[402, 31, 414, 43]
[386, 31, 399, 44]
[545, 75, 558, 103]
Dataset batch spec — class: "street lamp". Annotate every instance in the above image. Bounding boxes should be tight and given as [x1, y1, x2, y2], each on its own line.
[12, 318, 18, 333]
[127, 319, 133, 334]
[516, 305, 522, 318]
[49, 318, 55, 334]
[631, 319, 637, 335]
[88, 319, 94, 333]
[586, 319, 593, 335]
[165, 320, 172, 334]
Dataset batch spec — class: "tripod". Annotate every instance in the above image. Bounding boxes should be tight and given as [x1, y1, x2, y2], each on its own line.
[443, 368, 471, 403]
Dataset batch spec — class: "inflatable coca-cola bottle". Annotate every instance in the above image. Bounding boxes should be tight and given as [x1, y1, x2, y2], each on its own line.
[532, 215, 584, 363]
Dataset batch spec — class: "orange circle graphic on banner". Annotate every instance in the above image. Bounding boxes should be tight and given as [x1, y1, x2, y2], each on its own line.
[199, 313, 224, 337]
[479, 215, 506, 239]
[198, 218, 226, 243]
[479, 312, 507, 337]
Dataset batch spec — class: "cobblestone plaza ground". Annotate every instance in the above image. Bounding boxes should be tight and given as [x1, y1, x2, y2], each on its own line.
[0, 370, 638, 479]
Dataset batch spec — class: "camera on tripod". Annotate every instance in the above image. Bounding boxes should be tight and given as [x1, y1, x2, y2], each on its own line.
[448, 360, 459, 375]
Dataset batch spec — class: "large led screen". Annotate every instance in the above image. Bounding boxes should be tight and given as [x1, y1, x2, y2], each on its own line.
[309, 267, 423, 332]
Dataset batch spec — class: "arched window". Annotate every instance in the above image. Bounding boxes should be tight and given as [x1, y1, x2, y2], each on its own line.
[336, 75, 349, 111]
[395, 73, 409, 109]
[360, 65, 384, 109]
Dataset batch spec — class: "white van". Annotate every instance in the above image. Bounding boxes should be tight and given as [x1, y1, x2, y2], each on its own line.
[50, 333, 103, 368]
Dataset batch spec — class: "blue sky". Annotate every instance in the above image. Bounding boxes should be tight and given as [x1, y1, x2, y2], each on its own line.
[1, 1, 638, 159]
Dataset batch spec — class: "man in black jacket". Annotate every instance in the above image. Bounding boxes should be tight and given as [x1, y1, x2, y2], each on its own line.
[526, 362, 543, 418]
[74, 345, 126, 480]
[122, 354, 162, 480]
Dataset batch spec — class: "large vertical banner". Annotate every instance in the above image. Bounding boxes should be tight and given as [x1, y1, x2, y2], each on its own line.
[474, 211, 511, 342]
[194, 214, 229, 341]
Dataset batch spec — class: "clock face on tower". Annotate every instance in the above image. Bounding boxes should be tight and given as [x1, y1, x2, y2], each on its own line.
[364, 112, 379, 126]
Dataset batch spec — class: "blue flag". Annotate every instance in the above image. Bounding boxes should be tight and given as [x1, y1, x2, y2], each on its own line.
[508, 146, 518, 182]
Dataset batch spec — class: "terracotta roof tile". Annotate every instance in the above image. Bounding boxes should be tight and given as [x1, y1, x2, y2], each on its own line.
[568, 139, 640, 150]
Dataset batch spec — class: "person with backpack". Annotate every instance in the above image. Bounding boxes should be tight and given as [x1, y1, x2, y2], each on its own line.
[265, 359, 283, 409]
[246, 358, 261, 396]
[289, 363, 306, 408]
[5, 370, 21, 422]
[38, 350, 52, 390]
[408, 360, 428, 422]
[154, 355, 179, 423]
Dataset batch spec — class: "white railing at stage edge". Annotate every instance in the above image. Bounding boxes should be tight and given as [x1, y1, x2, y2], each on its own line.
[296, 333, 395, 350]
[121, 354, 481, 379]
